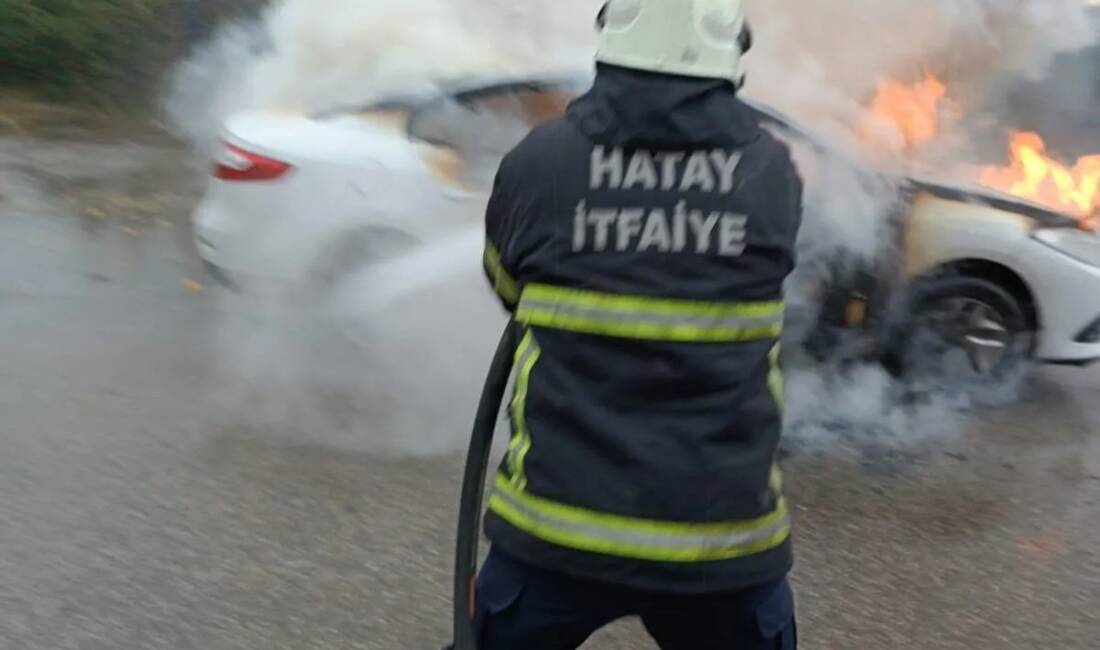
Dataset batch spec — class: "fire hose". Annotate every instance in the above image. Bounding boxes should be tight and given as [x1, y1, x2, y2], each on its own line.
[453, 321, 518, 650]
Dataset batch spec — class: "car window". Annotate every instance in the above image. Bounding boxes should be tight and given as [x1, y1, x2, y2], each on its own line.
[351, 108, 412, 130]
[407, 82, 576, 185]
[405, 79, 847, 190]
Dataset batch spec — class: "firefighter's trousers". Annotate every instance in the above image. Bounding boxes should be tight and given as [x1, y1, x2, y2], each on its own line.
[445, 547, 796, 650]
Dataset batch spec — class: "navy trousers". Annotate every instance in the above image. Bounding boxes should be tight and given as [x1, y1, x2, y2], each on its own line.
[446, 548, 797, 650]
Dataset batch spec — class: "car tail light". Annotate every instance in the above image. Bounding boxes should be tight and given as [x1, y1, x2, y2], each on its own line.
[212, 141, 292, 181]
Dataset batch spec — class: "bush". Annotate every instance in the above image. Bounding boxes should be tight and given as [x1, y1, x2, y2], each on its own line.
[0, 0, 266, 109]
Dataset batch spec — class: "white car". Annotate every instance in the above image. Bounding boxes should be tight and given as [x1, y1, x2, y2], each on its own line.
[192, 74, 1100, 380]
[193, 76, 587, 287]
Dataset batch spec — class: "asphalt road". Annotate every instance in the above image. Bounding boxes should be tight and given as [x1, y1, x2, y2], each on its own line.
[1, 118, 1098, 649]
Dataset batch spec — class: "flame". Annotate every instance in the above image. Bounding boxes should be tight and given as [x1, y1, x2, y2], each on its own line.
[865, 73, 947, 150]
[980, 131, 1100, 223]
[859, 74, 1097, 228]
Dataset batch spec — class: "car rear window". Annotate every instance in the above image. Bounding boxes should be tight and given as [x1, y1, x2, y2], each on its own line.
[408, 82, 575, 155]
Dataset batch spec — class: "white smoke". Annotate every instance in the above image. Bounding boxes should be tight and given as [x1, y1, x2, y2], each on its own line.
[164, 0, 600, 156]
[169, 0, 1096, 456]
[205, 259, 508, 457]
[164, 19, 272, 161]
[743, 0, 1097, 154]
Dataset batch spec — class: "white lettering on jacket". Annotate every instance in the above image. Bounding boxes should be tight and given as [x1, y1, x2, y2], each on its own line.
[576, 146, 749, 257]
[572, 200, 747, 257]
[590, 147, 742, 193]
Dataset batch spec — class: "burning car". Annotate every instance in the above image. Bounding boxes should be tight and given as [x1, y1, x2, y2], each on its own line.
[192, 74, 1100, 382]
[801, 176, 1100, 383]
[797, 71, 1100, 383]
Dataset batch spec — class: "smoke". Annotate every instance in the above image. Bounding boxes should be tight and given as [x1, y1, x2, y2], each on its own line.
[200, 148, 508, 457]
[777, 131, 904, 336]
[164, 20, 272, 160]
[164, 0, 600, 156]
[168, 0, 1096, 457]
[742, 0, 1097, 158]
[205, 257, 508, 457]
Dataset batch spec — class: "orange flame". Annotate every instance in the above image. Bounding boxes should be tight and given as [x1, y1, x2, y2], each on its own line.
[865, 74, 947, 150]
[980, 132, 1100, 224]
[861, 74, 1097, 228]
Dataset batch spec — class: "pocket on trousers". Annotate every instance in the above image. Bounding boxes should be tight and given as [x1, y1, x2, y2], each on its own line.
[754, 579, 796, 650]
[474, 554, 526, 639]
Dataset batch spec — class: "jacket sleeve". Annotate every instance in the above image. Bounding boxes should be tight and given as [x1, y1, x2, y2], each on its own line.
[784, 158, 805, 266]
[483, 158, 522, 312]
[763, 138, 805, 272]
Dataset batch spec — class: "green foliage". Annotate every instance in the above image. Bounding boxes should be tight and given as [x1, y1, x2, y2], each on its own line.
[0, 0, 265, 110]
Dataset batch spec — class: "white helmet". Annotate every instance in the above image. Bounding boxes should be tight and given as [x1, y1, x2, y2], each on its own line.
[595, 0, 753, 85]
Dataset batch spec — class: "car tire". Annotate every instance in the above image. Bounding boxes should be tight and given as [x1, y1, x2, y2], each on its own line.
[880, 276, 1035, 385]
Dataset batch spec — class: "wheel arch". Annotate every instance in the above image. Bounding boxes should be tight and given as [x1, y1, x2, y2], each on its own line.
[913, 258, 1040, 332]
[306, 225, 423, 289]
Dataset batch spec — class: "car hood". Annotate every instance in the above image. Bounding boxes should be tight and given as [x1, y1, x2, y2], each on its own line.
[905, 176, 1079, 229]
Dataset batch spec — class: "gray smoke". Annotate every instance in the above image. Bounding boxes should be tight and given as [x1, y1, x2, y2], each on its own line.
[744, 0, 1096, 153]
[163, 0, 600, 157]
[169, 0, 1098, 457]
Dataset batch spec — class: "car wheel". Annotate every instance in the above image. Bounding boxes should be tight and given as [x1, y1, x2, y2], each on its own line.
[882, 276, 1035, 384]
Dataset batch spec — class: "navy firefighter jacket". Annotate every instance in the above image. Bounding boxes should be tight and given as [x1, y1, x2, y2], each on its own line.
[480, 64, 804, 594]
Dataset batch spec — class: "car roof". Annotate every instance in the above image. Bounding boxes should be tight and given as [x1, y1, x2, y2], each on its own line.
[393, 72, 836, 147]
[320, 72, 1076, 221]
[311, 72, 590, 119]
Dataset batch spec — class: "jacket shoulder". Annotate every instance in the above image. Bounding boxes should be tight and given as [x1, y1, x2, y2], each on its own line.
[740, 124, 803, 192]
[744, 124, 796, 165]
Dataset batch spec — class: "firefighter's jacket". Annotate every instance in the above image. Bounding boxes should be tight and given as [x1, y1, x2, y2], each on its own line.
[481, 64, 804, 594]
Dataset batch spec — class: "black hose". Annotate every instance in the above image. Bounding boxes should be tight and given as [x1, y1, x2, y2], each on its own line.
[453, 321, 518, 650]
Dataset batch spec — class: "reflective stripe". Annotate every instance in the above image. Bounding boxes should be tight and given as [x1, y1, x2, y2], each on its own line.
[506, 329, 541, 490]
[768, 343, 784, 410]
[516, 284, 783, 342]
[489, 474, 791, 563]
[769, 462, 784, 496]
[484, 242, 520, 305]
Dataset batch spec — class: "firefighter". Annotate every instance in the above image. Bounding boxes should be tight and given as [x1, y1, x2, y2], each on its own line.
[452, 0, 804, 647]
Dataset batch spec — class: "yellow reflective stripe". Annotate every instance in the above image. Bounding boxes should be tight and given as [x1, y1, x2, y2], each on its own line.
[522, 284, 783, 318]
[506, 329, 541, 490]
[489, 474, 791, 563]
[768, 343, 784, 410]
[484, 241, 519, 305]
[516, 284, 783, 342]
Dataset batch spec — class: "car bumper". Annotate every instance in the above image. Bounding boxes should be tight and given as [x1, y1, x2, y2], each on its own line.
[192, 195, 309, 283]
[1026, 237, 1100, 364]
[193, 197, 261, 275]
[194, 197, 242, 271]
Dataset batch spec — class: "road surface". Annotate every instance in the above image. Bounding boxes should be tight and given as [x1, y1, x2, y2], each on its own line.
[1, 110, 1098, 649]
